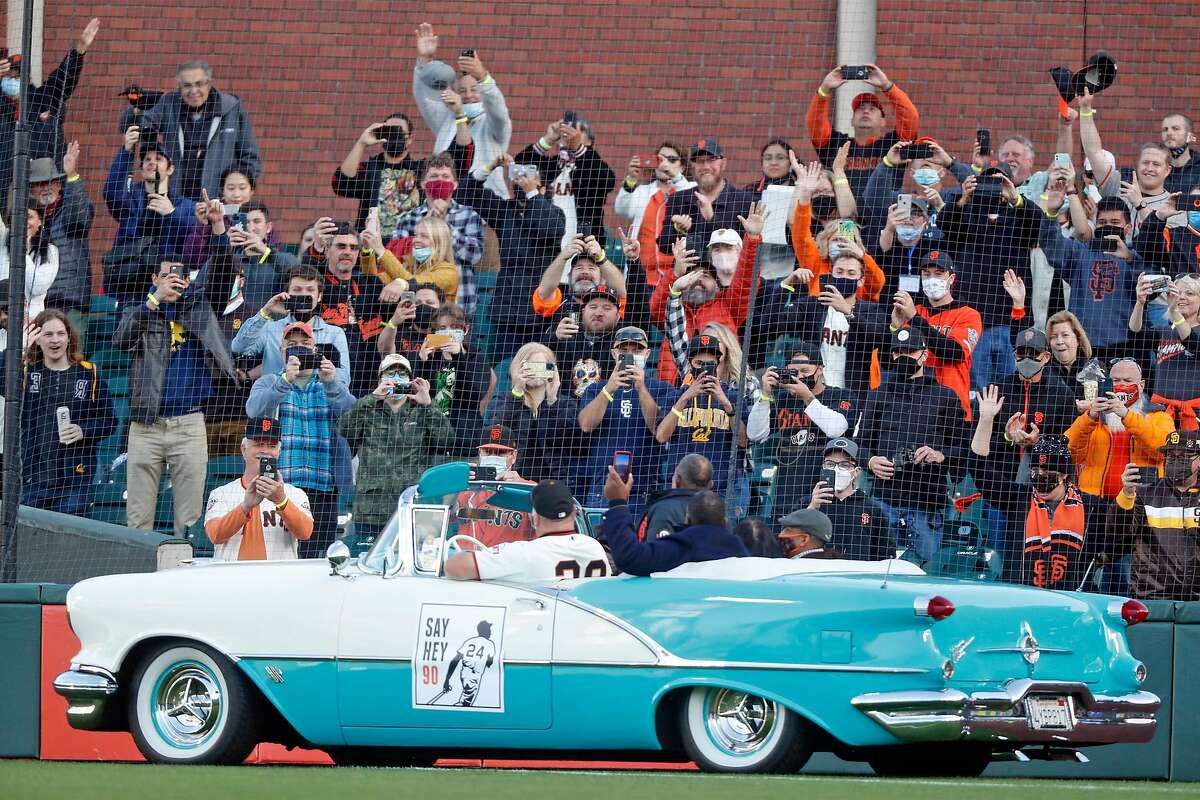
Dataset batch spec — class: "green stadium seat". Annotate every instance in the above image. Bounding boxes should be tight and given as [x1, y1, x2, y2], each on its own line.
[107, 376, 129, 398]
[89, 295, 118, 314]
[184, 517, 214, 557]
[87, 348, 132, 372]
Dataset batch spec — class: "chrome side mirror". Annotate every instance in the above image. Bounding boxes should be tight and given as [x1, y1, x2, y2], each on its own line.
[326, 540, 351, 576]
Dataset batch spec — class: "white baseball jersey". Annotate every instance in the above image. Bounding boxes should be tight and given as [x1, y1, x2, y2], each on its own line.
[204, 479, 312, 561]
[472, 533, 610, 583]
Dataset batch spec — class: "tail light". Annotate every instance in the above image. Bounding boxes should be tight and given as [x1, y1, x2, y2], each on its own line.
[1121, 599, 1149, 626]
[914, 595, 955, 621]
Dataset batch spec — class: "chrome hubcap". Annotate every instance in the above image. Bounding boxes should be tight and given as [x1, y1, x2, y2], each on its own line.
[707, 689, 777, 754]
[153, 664, 222, 747]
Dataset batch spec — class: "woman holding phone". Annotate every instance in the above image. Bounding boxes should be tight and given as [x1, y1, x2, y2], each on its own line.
[361, 215, 459, 302]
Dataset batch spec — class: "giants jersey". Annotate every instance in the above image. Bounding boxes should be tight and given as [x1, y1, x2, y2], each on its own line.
[915, 302, 982, 420]
[472, 532, 610, 583]
[204, 478, 313, 561]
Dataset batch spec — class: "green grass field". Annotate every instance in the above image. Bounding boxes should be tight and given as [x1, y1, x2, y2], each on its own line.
[3, 762, 1200, 800]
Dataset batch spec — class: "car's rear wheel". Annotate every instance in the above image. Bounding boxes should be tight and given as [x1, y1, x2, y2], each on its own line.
[127, 641, 260, 764]
[327, 747, 435, 768]
[867, 744, 991, 777]
[679, 686, 811, 773]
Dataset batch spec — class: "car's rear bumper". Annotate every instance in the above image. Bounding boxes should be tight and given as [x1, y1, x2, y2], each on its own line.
[852, 679, 1159, 745]
[53, 666, 119, 731]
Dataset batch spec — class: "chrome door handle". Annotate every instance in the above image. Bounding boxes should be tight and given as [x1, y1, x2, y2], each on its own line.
[516, 598, 546, 610]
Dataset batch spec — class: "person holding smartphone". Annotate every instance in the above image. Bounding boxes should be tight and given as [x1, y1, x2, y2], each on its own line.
[801, 438, 892, 561]
[333, 114, 424, 230]
[412, 302, 495, 458]
[204, 416, 313, 561]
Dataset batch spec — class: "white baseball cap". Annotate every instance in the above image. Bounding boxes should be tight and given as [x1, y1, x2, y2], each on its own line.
[1083, 149, 1115, 176]
[707, 228, 743, 249]
[378, 354, 412, 375]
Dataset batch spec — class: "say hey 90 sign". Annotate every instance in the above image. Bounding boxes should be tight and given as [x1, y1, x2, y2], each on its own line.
[413, 603, 507, 712]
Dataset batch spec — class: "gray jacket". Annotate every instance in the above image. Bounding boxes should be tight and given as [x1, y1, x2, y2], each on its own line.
[43, 177, 94, 314]
[142, 89, 262, 200]
[113, 233, 240, 424]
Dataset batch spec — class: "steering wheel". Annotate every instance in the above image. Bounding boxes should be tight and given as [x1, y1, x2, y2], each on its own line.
[443, 533, 488, 567]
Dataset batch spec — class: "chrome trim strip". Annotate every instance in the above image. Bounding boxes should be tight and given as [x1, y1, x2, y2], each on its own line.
[328, 656, 923, 673]
[976, 646, 1073, 654]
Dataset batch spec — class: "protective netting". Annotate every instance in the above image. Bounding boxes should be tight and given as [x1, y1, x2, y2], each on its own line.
[1, 4, 1198, 598]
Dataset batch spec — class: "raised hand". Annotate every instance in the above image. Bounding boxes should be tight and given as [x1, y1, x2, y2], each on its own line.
[1002, 269, 1026, 308]
[737, 201, 767, 237]
[977, 384, 1005, 419]
[415, 22, 438, 62]
[76, 17, 101, 54]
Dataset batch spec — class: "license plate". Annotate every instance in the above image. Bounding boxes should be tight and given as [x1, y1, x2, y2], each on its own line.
[1027, 695, 1073, 730]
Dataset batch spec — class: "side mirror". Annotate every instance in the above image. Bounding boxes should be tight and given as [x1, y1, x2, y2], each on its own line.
[327, 540, 351, 575]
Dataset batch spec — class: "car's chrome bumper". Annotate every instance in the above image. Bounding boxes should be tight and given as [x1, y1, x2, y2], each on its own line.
[852, 679, 1159, 745]
[53, 666, 119, 731]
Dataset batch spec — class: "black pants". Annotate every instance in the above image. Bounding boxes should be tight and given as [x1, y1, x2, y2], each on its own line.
[298, 487, 340, 559]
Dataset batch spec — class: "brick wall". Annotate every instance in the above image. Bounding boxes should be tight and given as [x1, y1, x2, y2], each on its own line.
[15, 1, 1200, 274]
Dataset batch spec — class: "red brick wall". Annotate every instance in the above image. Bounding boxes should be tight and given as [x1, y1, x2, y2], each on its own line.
[15, 2, 1200, 265]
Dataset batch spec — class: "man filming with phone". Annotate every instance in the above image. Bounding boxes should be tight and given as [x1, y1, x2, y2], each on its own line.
[247, 322, 356, 557]
[204, 416, 313, 561]
[103, 126, 197, 260]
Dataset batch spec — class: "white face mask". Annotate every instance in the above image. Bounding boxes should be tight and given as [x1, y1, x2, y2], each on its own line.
[921, 276, 950, 301]
[710, 250, 738, 278]
[833, 468, 856, 493]
[478, 454, 509, 473]
[632, 354, 648, 370]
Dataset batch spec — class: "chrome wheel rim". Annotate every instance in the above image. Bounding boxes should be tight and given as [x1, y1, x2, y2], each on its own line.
[706, 689, 777, 754]
[152, 663, 222, 748]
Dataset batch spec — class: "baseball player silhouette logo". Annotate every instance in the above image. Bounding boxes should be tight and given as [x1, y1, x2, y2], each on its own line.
[432, 621, 496, 707]
[413, 603, 506, 711]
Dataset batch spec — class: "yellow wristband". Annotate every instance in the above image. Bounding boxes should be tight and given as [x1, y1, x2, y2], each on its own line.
[479, 74, 494, 87]
[1012, 195, 1024, 208]
[274, 497, 289, 511]
[383, 320, 397, 330]
[1079, 110, 1095, 117]
[882, 156, 896, 169]
[66, 174, 81, 183]
[601, 388, 615, 403]
[781, 282, 796, 293]
[1172, 317, 1186, 329]
[671, 407, 686, 422]
[817, 86, 830, 98]
[146, 293, 160, 309]
[833, 178, 849, 186]
[258, 248, 271, 264]
[259, 308, 272, 320]
[668, 288, 682, 298]
[454, 117, 468, 125]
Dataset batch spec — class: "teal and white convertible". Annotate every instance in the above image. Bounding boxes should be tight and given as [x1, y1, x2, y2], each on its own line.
[54, 463, 1159, 774]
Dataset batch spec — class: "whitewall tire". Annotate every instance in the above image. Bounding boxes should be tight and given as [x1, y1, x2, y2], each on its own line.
[680, 686, 811, 773]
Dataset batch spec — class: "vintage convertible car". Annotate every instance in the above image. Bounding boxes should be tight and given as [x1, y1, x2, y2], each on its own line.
[54, 463, 1159, 775]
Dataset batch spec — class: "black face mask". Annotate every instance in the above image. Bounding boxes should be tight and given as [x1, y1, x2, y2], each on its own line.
[891, 355, 921, 380]
[1031, 473, 1062, 495]
[413, 302, 437, 330]
[382, 134, 408, 157]
[1092, 225, 1125, 251]
[1164, 455, 1196, 484]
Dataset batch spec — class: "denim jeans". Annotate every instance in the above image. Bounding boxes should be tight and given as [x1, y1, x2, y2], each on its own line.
[970, 325, 1015, 392]
[876, 501, 944, 562]
[24, 481, 91, 517]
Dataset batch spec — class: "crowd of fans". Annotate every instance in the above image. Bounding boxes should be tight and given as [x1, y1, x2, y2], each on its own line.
[2, 20, 1200, 600]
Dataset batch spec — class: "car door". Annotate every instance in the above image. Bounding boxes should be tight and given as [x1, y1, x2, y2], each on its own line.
[336, 568, 556, 731]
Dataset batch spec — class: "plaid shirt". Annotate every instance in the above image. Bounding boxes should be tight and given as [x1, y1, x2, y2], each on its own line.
[391, 202, 485, 315]
[665, 291, 690, 376]
[246, 374, 355, 492]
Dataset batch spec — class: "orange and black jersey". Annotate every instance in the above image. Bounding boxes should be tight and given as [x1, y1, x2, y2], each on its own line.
[911, 300, 981, 421]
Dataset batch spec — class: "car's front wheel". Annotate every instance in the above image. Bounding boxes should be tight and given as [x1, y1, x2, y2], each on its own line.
[679, 686, 811, 773]
[867, 744, 992, 777]
[127, 641, 261, 764]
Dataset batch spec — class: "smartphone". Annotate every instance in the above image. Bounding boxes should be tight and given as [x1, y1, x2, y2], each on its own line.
[1137, 465, 1159, 486]
[316, 342, 341, 368]
[258, 456, 278, 482]
[508, 163, 530, 181]
[1101, 235, 1121, 253]
[639, 153, 661, 169]
[896, 193, 913, 218]
[1053, 153, 1072, 170]
[286, 346, 320, 371]
[977, 128, 991, 157]
[460, 48, 475, 58]
[473, 464, 497, 481]
[841, 65, 871, 81]
[820, 466, 838, 490]
[563, 109, 579, 125]
[899, 143, 933, 160]
[698, 362, 718, 380]
[376, 124, 403, 142]
[168, 263, 188, 280]
[0, 48, 8, 61]
[284, 295, 313, 315]
[612, 450, 633, 482]
[230, 211, 247, 229]
[399, 290, 416, 305]
[818, 273, 836, 293]
[1096, 376, 1113, 397]
[1145, 274, 1171, 295]
[56, 406, 71, 441]
[222, 203, 241, 217]
[565, 311, 579, 327]
[618, 352, 635, 370]
[332, 220, 356, 236]
[423, 332, 455, 350]
[975, 175, 1002, 197]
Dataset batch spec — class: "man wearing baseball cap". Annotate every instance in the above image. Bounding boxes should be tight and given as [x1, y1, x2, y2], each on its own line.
[803, 437, 893, 561]
[777, 508, 837, 560]
[203, 416, 313, 561]
[548, 283, 624, 379]
[338, 353, 452, 554]
[655, 136, 755, 261]
[1113, 430, 1200, 600]
[453, 424, 538, 548]
[445, 480, 610, 583]
[807, 63, 919, 198]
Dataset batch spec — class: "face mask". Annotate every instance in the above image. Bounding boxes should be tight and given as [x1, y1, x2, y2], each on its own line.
[1031, 473, 1062, 495]
[413, 246, 433, 264]
[912, 168, 939, 187]
[1016, 357, 1045, 380]
[1, 77, 18, 98]
[811, 195, 836, 222]
[710, 250, 738, 277]
[895, 225, 923, 242]
[1170, 143, 1190, 158]
[382, 133, 407, 156]
[413, 303, 436, 329]
[1093, 225, 1126, 250]
[892, 355, 921, 379]
[921, 276, 949, 301]
[833, 467, 856, 493]
[478, 454, 508, 473]
[1084, 184, 1103, 203]
[461, 102, 484, 120]
[669, 173, 687, 187]
[798, 374, 818, 391]
[684, 286, 716, 307]
[1164, 455, 1196, 484]
[830, 276, 858, 298]
[1188, 210, 1200, 229]
[1113, 382, 1140, 407]
[631, 354, 648, 370]
[826, 242, 844, 260]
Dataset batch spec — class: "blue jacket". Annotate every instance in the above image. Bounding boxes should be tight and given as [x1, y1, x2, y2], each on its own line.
[602, 501, 749, 576]
[103, 147, 196, 253]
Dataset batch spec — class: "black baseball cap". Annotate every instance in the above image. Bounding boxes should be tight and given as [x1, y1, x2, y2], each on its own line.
[1160, 430, 1200, 454]
[889, 326, 926, 352]
[688, 333, 723, 358]
[245, 416, 281, 443]
[479, 424, 517, 452]
[1014, 327, 1049, 355]
[823, 437, 859, 461]
[690, 137, 723, 158]
[531, 480, 575, 520]
[981, 160, 1013, 181]
[918, 249, 955, 272]
[580, 284, 619, 306]
[787, 341, 822, 364]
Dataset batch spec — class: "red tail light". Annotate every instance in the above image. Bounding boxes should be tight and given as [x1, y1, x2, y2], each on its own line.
[914, 595, 955, 621]
[1121, 599, 1149, 626]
